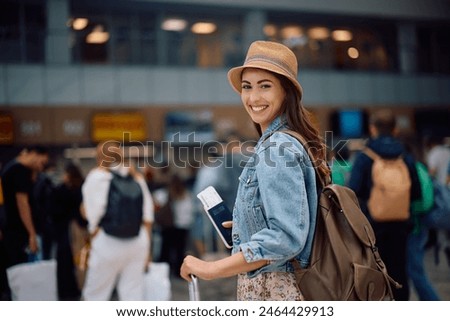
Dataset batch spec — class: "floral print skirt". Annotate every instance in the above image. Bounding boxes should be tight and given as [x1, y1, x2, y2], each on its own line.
[237, 272, 304, 301]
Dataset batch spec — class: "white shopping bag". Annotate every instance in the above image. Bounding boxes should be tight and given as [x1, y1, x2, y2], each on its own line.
[6, 259, 57, 301]
[143, 262, 171, 301]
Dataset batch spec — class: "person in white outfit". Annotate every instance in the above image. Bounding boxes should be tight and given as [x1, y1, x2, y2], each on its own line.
[426, 136, 450, 186]
[81, 141, 154, 300]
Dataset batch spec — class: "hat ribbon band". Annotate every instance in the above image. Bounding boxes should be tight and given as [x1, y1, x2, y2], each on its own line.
[244, 55, 296, 80]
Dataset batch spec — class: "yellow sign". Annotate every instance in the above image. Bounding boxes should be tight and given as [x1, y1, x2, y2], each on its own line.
[91, 112, 147, 142]
[0, 114, 14, 145]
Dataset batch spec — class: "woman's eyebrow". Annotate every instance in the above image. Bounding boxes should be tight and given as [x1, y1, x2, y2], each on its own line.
[241, 79, 273, 84]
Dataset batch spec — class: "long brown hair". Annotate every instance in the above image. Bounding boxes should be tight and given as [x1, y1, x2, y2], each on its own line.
[253, 73, 330, 182]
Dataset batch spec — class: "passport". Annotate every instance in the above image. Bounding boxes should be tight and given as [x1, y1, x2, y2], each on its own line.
[197, 186, 233, 249]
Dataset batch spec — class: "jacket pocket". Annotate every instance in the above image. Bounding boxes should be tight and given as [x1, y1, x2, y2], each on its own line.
[237, 167, 259, 204]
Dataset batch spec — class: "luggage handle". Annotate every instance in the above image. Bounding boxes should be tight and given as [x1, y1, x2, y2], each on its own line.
[188, 275, 200, 301]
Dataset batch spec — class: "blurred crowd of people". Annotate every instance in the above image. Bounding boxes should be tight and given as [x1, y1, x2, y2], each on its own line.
[0, 115, 449, 301]
[329, 112, 450, 301]
[0, 146, 86, 300]
[0, 132, 250, 301]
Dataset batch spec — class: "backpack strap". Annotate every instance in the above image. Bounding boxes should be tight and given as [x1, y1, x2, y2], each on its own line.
[280, 130, 331, 187]
[362, 147, 380, 161]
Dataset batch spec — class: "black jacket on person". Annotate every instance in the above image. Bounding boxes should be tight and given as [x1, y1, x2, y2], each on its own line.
[50, 182, 83, 300]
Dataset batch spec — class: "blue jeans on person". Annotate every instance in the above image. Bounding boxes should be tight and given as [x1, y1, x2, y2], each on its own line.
[407, 227, 441, 301]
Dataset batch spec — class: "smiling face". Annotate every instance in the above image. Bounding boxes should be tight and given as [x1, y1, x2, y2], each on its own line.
[240, 68, 286, 133]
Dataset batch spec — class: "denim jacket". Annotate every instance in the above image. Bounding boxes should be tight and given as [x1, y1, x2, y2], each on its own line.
[231, 116, 318, 277]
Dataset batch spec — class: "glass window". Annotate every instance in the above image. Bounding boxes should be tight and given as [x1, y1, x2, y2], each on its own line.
[70, 9, 159, 65]
[70, 4, 243, 67]
[139, 14, 157, 65]
[160, 9, 243, 67]
[70, 14, 110, 64]
[24, 4, 45, 63]
[417, 24, 450, 74]
[71, 2, 114, 64]
[0, 2, 21, 62]
[111, 15, 132, 64]
[266, 13, 397, 72]
[0, 1, 45, 63]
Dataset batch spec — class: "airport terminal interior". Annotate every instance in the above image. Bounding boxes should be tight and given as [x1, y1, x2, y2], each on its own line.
[1, 0, 449, 174]
[0, 0, 449, 301]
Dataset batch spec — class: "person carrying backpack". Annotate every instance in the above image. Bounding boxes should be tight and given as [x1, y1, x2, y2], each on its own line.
[81, 141, 154, 300]
[348, 109, 422, 301]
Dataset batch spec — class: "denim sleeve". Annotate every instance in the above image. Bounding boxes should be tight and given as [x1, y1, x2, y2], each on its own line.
[239, 137, 310, 264]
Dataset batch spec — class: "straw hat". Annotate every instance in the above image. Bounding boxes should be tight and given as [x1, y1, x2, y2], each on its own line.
[227, 40, 303, 97]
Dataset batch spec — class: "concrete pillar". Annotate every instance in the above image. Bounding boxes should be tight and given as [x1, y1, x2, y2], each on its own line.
[242, 10, 267, 51]
[397, 23, 417, 74]
[46, 0, 70, 64]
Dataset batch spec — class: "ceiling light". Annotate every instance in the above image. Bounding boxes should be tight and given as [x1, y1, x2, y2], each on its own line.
[86, 26, 110, 44]
[348, 47, 359, 59]
[263, 24, 277, 37]
[72, 18, 89, 30]
[308, 27, 330, 40]
[281, 25, 304, 39]
[332, 30, 353, 42]
[191, 22, 217, 34]
[161, 18, 187, 32]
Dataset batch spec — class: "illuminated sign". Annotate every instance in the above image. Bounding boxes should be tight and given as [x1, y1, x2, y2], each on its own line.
[91, 112, 147, 142]
[62, 119, 85, 137]
[20, 120, 42, 136]
[0, 114, 14, 144]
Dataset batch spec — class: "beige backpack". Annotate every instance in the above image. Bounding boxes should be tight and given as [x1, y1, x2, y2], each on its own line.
[364, 148, 411, 222]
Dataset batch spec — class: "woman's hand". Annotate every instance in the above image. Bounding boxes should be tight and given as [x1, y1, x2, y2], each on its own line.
[181, 252, 268, 282]
[180, 255, 216, 282]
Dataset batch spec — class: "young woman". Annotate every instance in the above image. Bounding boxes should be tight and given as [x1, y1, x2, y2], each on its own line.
[180, 41, 330, 300]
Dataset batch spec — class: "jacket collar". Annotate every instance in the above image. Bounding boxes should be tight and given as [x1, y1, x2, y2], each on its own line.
[259, 116, 288, 145]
